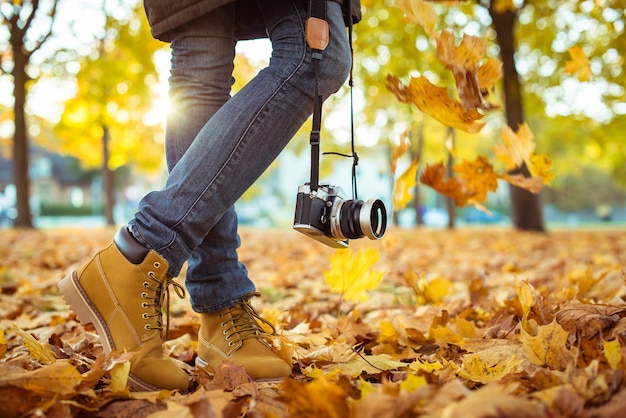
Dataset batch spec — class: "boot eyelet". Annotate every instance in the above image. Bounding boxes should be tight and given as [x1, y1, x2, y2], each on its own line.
[154, 262, 160, 268]
[144, 324, 151, 330]
[223, 329, 229, 335]
[143, 282, 149, 288]
[228, 342, 235, 347]
[142, 313, 149, 319]
[141, 302, 148, 308]
[220, 322, 226, 327]
[225, 334, 231, 340]
[148, 271, 155, 278]
[141, 292, 148, 298]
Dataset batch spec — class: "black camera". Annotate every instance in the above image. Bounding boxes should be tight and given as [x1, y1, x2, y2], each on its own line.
[293, 183, 387, 248]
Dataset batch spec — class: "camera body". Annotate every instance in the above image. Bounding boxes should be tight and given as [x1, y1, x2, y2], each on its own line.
[293, 183, 387, 248]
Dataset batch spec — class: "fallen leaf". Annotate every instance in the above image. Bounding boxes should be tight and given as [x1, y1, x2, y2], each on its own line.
[519, 319, 572, 369]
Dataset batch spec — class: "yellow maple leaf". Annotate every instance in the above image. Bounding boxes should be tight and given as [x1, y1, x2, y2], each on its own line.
[387, 75, 485, 133]
[400, 372, 427, 392]
[324, 248, 385, 303]
[603, 339, 622, 370]
[565, 46, 591, 82]
[529, 153, 555, 184]
[519, 319, 572, 369]
[493, 123, 535, 172]
[458, 353, 523, 384]
[395, 0, 438, 36]
[392, 157, 419, 210]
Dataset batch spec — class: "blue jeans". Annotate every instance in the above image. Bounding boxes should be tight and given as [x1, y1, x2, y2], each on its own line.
[128, 0, 351, 313]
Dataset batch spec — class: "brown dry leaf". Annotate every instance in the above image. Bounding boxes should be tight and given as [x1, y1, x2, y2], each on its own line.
[436, 31, 499, 112]
[0, 361, 83, 397]
[386, 75, 485, 134]
[439, 383, 548, 418]
[555, 303, 624, 339]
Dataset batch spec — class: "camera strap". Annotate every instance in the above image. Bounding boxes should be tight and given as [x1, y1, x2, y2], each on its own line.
[306, 0, 357, 198]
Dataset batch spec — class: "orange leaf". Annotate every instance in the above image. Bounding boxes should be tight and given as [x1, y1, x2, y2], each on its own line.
[395, 0, 438, 36]
[281, 377, 349, 418]
[437, 31, 500, 112]
[453, 156, 499, 205]
[387, 75, 485, 133]
[565, 46, 591, 82]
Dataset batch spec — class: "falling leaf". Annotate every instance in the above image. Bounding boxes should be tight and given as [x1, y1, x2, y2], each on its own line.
[453, 156, 499, 205]
[516, 279, 537, 334]
[420, 158, 499, 207]
[324, 248, 385, 303]
[395, 0, 438, 36]
[493, 123, 535, 172]
[393, 157, 419, 210]
[390, 131, 410, 175]
[387, 75, 485, 133]
[565, 46, 591, 82]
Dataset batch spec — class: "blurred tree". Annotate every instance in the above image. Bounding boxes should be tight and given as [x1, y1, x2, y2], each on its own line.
[54, 1, 164, 225]
[0, 0, 60, 228]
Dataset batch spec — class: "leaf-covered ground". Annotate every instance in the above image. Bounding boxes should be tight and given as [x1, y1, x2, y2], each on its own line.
[1, 226, 625, 417]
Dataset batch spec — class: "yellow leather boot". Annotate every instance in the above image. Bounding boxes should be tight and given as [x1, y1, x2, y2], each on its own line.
[196, 293, 291, 381]
[58, 227, 189, 391]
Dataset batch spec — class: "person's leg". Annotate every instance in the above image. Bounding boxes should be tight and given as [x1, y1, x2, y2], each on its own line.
[129, 0, 351, 379]
[128, 0, 351, 287]
[57, 6, 241, 392]
[163, 5, 255, 314]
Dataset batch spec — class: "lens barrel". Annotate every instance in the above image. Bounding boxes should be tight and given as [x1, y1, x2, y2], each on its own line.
[331, 198, 387, 241]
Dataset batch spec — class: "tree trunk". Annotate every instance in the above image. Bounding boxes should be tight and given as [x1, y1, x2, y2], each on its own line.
[102, 126, 115, 226]
[446, 127, 456, 229]
[11, 45, 33, 228]
[412, 126, 425, 226]
[490, 5, 545, 232]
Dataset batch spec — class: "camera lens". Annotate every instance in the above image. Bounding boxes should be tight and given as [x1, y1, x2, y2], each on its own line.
[331, 198, 387, 240]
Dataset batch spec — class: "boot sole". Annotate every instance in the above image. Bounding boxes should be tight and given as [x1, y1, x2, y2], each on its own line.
[59, 272, 163, 392]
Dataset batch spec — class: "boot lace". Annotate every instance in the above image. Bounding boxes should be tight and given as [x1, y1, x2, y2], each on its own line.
[219, 292, 276, 347]
[141, 268, 186, 340]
